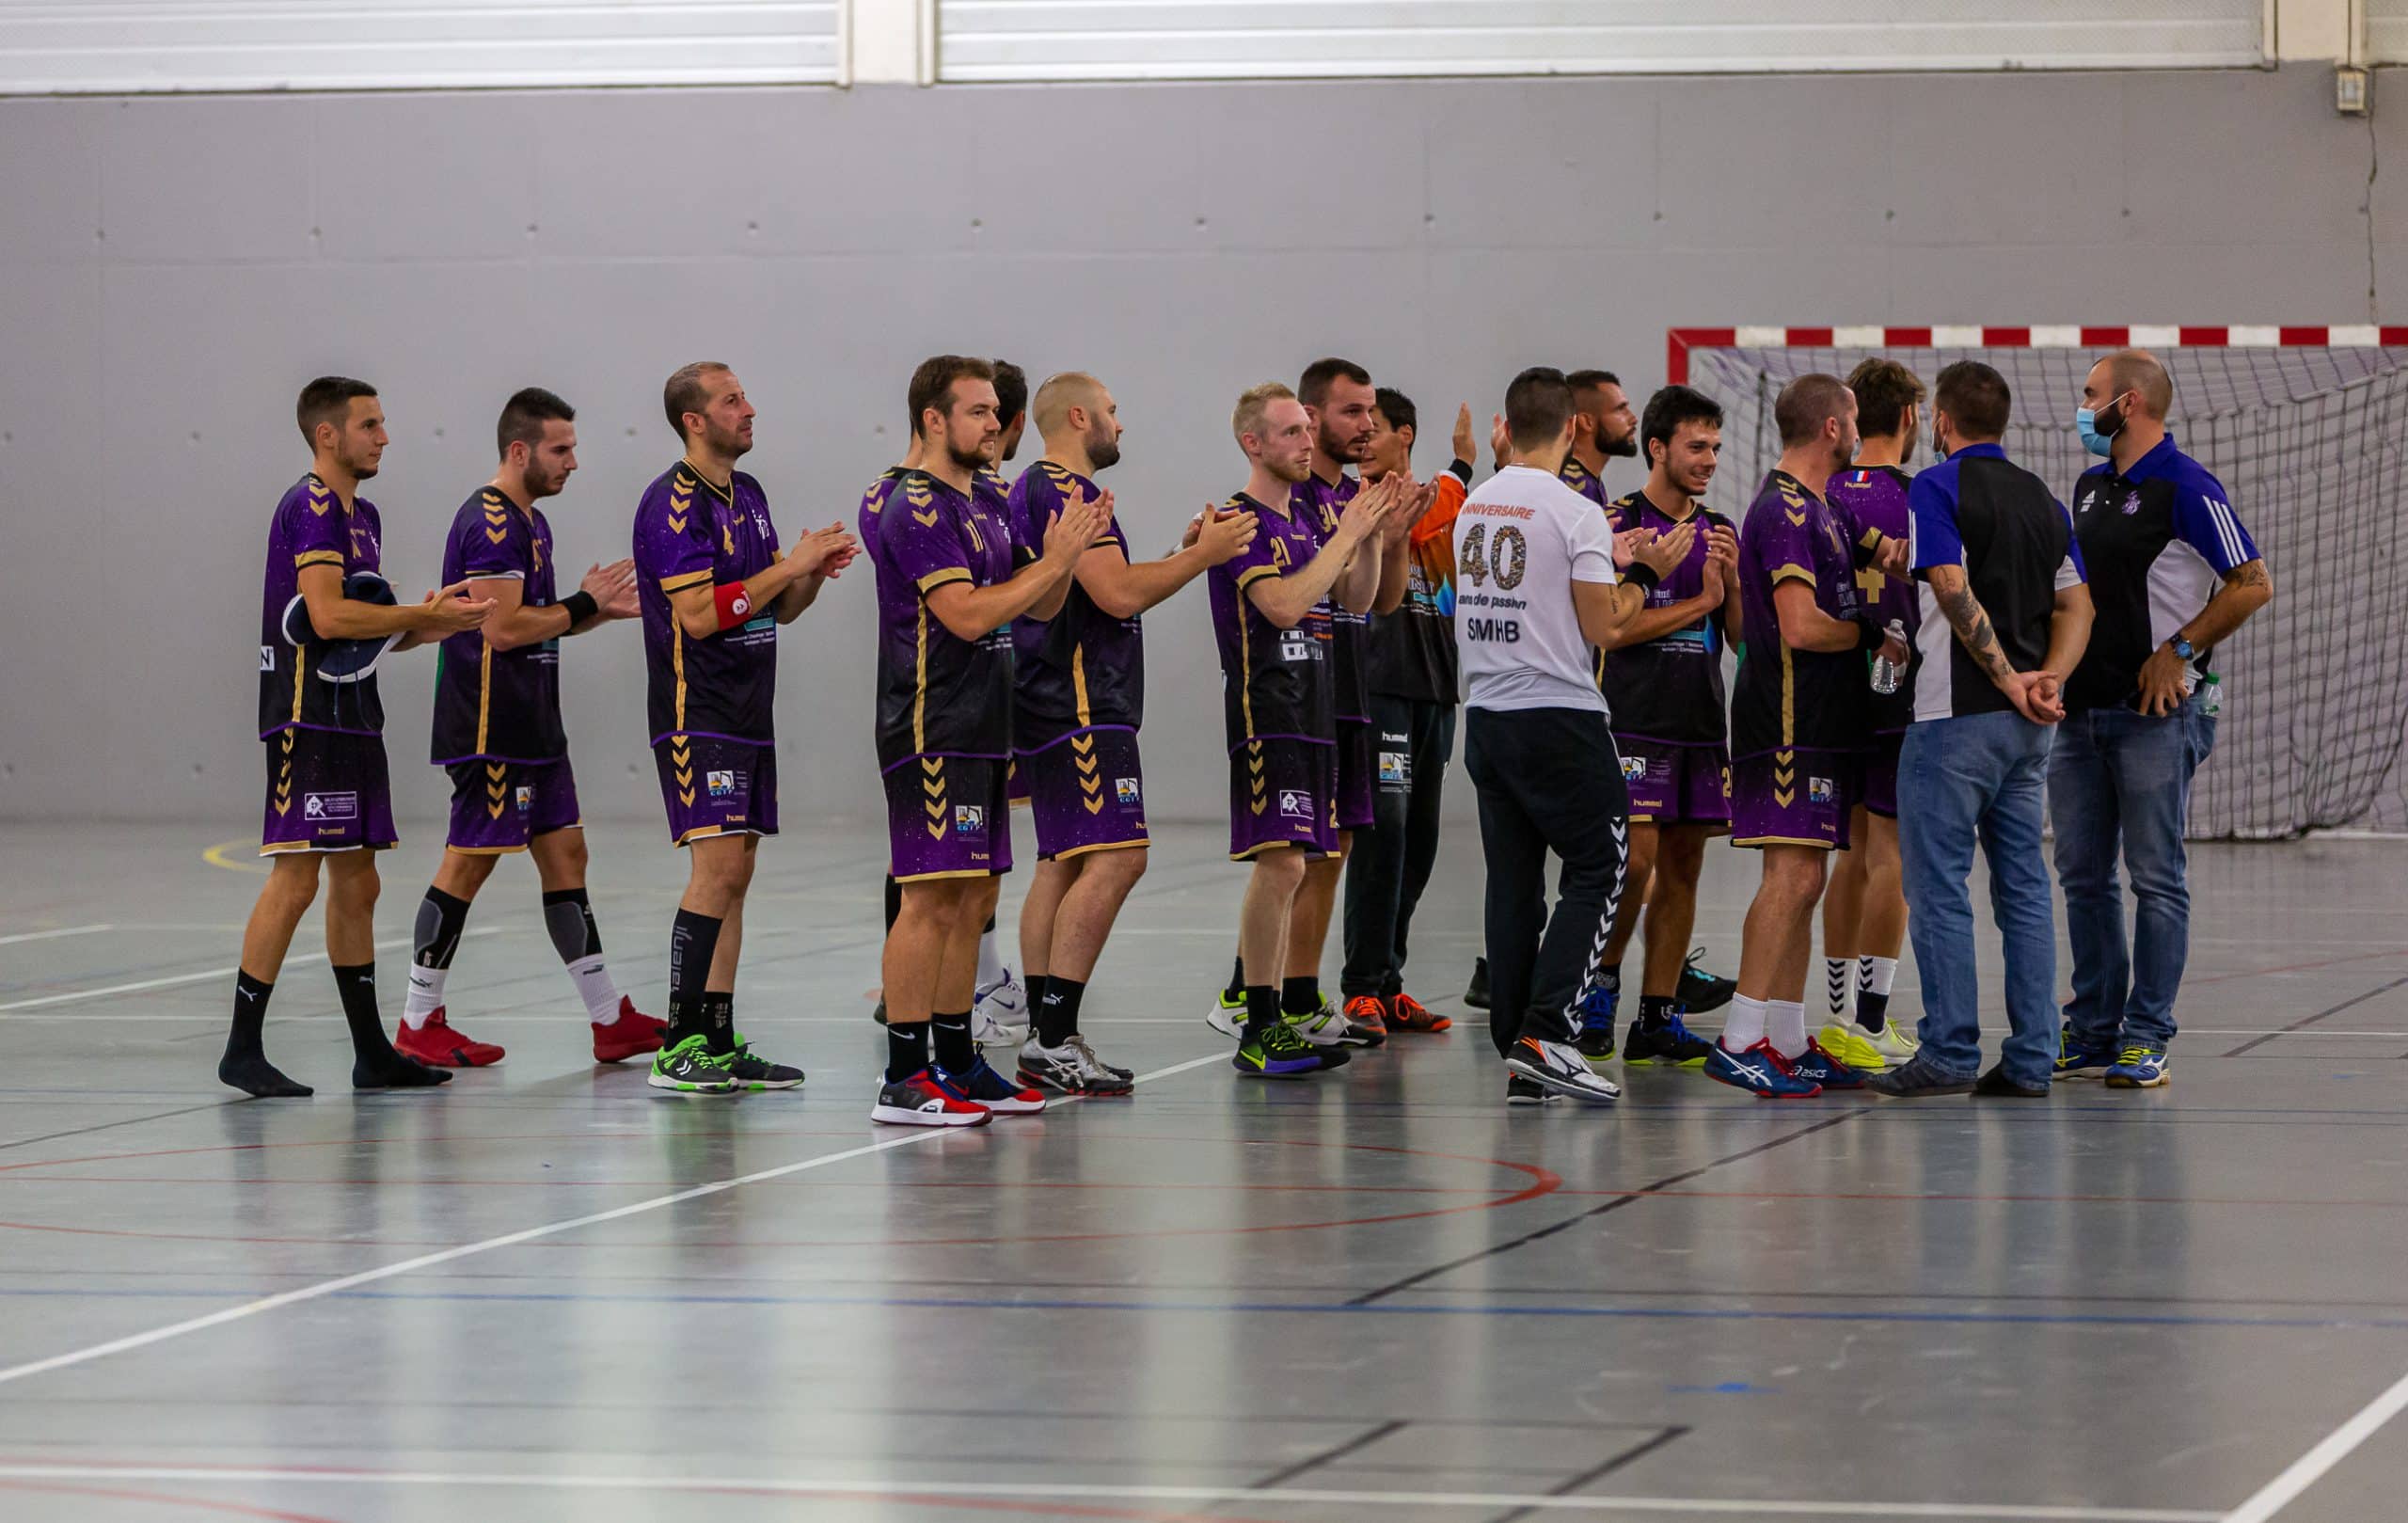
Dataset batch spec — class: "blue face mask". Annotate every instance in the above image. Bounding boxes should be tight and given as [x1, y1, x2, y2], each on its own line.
[2075, 394, 2126, 458]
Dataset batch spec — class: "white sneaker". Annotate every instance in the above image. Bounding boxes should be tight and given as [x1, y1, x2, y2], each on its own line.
[1865, 1018, 1919, 1066]
[1205, 990, 1246, 1039]
[973, 969, 1029, 1047]
[1282, 1001, 1359, 1049]
[1504, 1037, 1622, 1104]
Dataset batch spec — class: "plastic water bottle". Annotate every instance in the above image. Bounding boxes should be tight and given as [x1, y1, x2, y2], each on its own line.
[1869, 620, 1908, 695]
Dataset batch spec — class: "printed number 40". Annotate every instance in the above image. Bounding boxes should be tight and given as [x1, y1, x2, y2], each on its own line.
[1457, 524, 1527, 591]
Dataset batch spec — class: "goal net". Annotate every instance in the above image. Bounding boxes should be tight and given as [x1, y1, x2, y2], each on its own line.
[1674, 326, 2408, 841]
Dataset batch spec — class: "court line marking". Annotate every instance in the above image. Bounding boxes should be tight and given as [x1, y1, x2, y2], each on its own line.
[0, 1465, 2226, 1520]
[0, 929, 499, 1016]
[0, 1050, 1228, 1390]
[199, 840, 268, 875]
[2220, 1363, 2408, 1522]
[2223, 975, 2408, 1058]
[0, 925, 112, 948]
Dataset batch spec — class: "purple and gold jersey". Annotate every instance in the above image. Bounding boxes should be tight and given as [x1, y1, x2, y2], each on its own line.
[872, 468, 1021, 770]
[1295, 469, 1370, 723]
[259, 472, 385, 738]
[1208, 491, 1333, 751]
[632, 461, 781, 747]
[1601, 489, 1734, 745]
[858, 464, 911, 547]
[1825, 463, 1919, 734]
[1734, 469, 1870, 760]
[975, 465, 1011, 516]
[1008, 460, 1142, 750]
[1558, 454, 1612, 512]
[430, 486, 564, 765]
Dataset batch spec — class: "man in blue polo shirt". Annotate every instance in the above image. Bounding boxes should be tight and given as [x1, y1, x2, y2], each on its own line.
[1871, 361, 2092, 1099]
[2051, 350, 2272, 1089]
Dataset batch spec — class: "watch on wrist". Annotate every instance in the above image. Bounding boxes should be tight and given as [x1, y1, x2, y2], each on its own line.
[2170, 636, 2195, 662]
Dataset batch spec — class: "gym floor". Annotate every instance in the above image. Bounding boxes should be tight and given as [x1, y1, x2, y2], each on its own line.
[0, 819, 2401, 1522]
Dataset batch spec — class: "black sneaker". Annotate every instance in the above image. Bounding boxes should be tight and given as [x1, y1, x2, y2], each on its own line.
[1866, 1053, 1976, 1097]
[1572, 985, 1617, 1067]
[872, 998, 888, 1027]
[1677, 949, 1737, 1013]
[723, 1035, 803, 1091]
[1621, 1008, 1716, 1067]
[1506, 1073, 1557, 1106]
[1972, 1065, 2049, 1099]
[1464, 957, 1491, 1011]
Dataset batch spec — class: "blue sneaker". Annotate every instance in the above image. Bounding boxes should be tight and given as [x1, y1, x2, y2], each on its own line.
[2054, 1024, 2119, 1079]
[2103, 1045, 2170, 1088]
[1703, 1039, 1821, 1099]
[1574, 983, 1619, 1065]
[1784, 1037, 1869, 1091]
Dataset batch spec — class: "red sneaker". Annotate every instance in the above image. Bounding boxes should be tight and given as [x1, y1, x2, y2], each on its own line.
[872, 1068, 992, 1128]
[592, 998, 668, 1064]
[393, 1007, 505, 1068]
[1386, 992, 1452, 1033]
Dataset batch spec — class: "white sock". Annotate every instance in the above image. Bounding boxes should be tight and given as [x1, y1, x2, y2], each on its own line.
[1724, 994, 1767, 1051]
[976, 928, 1006, 989]
[1865, 956, 1898, 998]
[1823, 957, 1854, 1019]
[1768, 999, 1810, 1059]
[567, 954, 622, 1023]
[403, 965, 447, 1027]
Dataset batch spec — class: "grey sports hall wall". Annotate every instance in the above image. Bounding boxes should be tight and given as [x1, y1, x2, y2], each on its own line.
[1, 65, 2397, 826]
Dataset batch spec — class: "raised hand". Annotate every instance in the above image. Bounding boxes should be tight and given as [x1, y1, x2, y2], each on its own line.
[1451, 403, 1476, 466]
[1490, 412, 1511, 469]
[422, 579, 497, 633]
[581, 559, 639, 619]
[1633, 517, 1698, 579]
[1612, 527, 1647, 569]
[1875, 532, 1912, 579]
[1701, 525, 1738, 600]
[790, 521, 859, 577]
[1336, 474, 1399, 545]
[1195, 503, 1259, 565]
[1377, 473, 1422, 545]
[1180, 505, 1210, 551]
[1044, 488, 1110, 566]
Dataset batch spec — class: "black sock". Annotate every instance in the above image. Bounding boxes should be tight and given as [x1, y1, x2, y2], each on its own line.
[1600, 965, 1623, 995]
[666, 908, 723, 1047]
[219, 971, 311, 1098]
[414, 887, 471, 969]
[883, 875, 901, 932]
[1282, 976, 1318, 1017]
[1242, 985, 1280, 1044]
[1026, 973, 1051, 1017]
[886, 1020, 929, 1083]
[932, 1009, 976, 1073]
[703, 992, 736, 1055]
[1638, 993, 1676, 1031]
[1037, 976, 1084, 1046]
[1856, 990, 1890, 1034]
[1225, 954, 1245, 1004]
[337, 961, 450, 1089]
[540, 886, 603, 961]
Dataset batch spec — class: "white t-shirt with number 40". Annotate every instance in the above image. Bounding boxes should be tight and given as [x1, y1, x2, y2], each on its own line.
[1452, 464, 1618, 717]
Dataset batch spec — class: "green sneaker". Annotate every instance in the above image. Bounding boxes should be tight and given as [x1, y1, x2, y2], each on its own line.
[648, 1034, 737, 1095]
[1233, 1019, 1349, 1078]
[1206, 989, 1246, 1039]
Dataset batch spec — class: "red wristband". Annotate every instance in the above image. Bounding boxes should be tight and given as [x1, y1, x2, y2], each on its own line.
[714, 582, 753, 630]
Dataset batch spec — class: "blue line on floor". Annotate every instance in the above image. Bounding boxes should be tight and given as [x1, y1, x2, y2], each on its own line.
[1, 1286, 2403, 1332]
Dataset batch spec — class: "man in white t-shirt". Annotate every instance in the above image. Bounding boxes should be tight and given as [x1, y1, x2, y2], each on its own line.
[1455, 367, 1707, 1106]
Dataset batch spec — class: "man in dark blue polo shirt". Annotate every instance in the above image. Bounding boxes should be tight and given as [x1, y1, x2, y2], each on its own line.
[1872, 361, 2093, 1099]
[2051, 349, 2272, 1089]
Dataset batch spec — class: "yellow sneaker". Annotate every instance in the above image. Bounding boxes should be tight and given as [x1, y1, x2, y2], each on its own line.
[1815, 1022, 1892, 1072]
[1865, 1018, 1920, 1067]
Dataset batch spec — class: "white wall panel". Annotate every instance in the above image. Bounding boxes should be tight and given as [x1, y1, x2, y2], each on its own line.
[2372, 0, 2408, 63]
[941, 0, 2268, 82]
[0, 0, 837, 94]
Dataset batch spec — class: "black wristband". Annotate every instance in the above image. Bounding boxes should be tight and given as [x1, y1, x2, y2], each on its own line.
[1623, 562, 1661, 593]
[561, 591, 598, 625]
[1855, 617, 1887, 652]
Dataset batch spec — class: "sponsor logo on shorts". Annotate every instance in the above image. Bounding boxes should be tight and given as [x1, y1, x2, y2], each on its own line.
[1810, 776, 1834, 803]
[1278, 788, 1312, 821]
[1621, 755, 1647, 781]
[1378, 751, 1408, 785]
[707, 769, 737, 798]
[1115, 776, 1140, 805]
[303, 791, 357, 821]
[955, 804, 987, 835]
[515, 785, 532, 813]
[1279, 631, 1311, 662]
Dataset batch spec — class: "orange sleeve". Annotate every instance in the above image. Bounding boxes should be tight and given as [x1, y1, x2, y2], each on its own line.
[1408, 471, 1466, 547]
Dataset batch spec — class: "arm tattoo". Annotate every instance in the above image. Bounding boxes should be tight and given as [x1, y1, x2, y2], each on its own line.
[1937, 582, 2014, 684]
[2229, 561, 2271, 591]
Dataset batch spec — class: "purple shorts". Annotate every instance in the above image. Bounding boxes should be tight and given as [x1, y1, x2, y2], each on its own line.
[261, 727, 397, 855]
[655, 735, 777, 846]
[1334, 719, 1376, 831]
[1006, 754, 1031, 807]
[1023, 729, 1149, 861]
[446, 757, 581, 852]
[887, 754, 1012, 880]
[1862, 733, 1903, 819]
[1617, 737, 1733, 831]
[1229, 738, 1339, 860]
[1731, 750, 1859, 852]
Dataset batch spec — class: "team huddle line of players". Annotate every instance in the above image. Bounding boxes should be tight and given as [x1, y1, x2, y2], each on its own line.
[221, 348, 2260, 1118]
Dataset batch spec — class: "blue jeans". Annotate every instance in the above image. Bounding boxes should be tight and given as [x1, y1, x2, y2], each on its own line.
[2047, 699, 2216, 1051]
[1898, 711, 2059, 1086]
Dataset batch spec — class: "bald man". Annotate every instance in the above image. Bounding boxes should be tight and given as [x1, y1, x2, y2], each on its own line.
[2051, 349, 2271, 1090]
[1007, 373, 1258, 1094]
